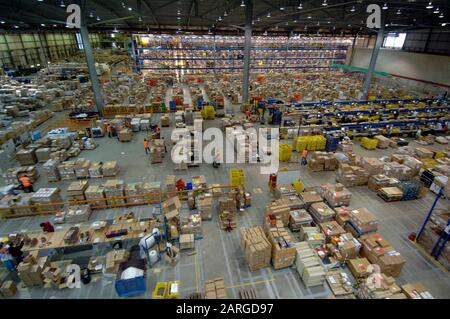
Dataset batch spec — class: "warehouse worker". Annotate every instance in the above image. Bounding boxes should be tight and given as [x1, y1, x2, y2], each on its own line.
[156, 126, 161, 139]
[19, 175, 33, 193]
[0, 244, 15, 271]
[40, 221, 55, 233]
[8, 240, 24, 265]
[143, 138, 150, 154]
[301, 149, 308, 166]
[106, 124, 112, 138]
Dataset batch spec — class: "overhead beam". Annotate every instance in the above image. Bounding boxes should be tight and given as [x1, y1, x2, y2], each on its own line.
[242, 0, 253, 104]
[362, 25, 385, 100]
[142, 0, 161, 28]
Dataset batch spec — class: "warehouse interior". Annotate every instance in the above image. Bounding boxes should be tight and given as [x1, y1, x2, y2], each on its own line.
[0, 0, 449, 300]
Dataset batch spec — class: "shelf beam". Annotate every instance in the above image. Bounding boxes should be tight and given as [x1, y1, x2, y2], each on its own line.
[362, 25, 385, 100]
[242, 0, 253, 104]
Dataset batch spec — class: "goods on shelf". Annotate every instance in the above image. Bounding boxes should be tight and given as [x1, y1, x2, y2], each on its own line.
[74, 158, 91, 179]
[319, 183, 352, 207]
[102, 161, 119, 177]
[58, 161, 76, 180]
[346, 208, 378, 237]
[361, 137, 378, 150]
[103, 179, 125, 205]
[66, 180, 89, 203]
[360, 233, 405, 277]
[85, 185, 106, 208]
[31, 188, 63, 211]
[239, 226, 272, 272]
[308, 152, 338, 172]
[293, 242, 326, 287]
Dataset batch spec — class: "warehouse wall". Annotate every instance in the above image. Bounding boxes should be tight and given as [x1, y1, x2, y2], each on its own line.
[350, 48, 450, 86]
[0, 32, 101, 69]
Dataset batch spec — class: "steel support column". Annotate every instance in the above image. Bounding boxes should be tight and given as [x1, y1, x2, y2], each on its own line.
[80, 4, 104, 114]
[242, 0, 253, 105]
[362, 26, 384, 100]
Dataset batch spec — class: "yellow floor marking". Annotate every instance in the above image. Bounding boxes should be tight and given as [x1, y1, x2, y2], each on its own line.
[225, 278, 275, 289]
[195, 250, 200, 293]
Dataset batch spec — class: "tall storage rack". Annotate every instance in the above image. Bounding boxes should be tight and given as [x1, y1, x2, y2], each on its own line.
[132, 34, 352, 74]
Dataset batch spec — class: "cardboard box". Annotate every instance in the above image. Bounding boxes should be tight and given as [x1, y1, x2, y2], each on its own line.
[240, 226, 272, 271]
[347, 258, 371, 279]
[401, 282, 434, 299]
[0, 281, 17, 297]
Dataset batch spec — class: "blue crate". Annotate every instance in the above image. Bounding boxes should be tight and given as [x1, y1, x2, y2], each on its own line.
[115, 276, 146, 298]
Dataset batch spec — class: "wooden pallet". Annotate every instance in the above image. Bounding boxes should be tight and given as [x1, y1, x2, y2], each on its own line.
[187, 292, 204, 299]
[239, 287, 259, 299]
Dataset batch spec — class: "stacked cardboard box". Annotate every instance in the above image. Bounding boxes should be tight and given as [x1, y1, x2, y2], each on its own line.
[308, 151, 338, 172]
[88, 162, 103, 178]
[124, 183, 142, 203]
[0, 281, 17, 297]
[334, 206, 352, 226]
[239, 226, 272, 271]
[192, 175, 207, 190]
[16, 148, 37, 165]
[299, 226, 325, 247]
[361, 157, 384, 175]
[309, 202, 336, 223]
[346, 208, 379, 237]
[383, 162, 413, 181]
[360, 233, 405, 277]
[415, 147, 434, 159]
[336, 164, 370, 187]
[103, 179, 125, 205]
[401, 282, 434, 299]
[118, 129, 132, 142]
[164, 175, 177, 192]
[266, 224, 297, 269]
[17, 255, 44, 287]
[74, 158, 91, 179]
[58, 161, 76, 180]
[179, 233, 195, 250]
[299, 191, 322, 209]
[266, 200, 291, 226]
[378, 187, 404, 202]
[368, 174, 400, 191]
[319, 183, 352, 207]
[85, 185, 106, 208]
[205, 278, 227, 299]
[105, 249, 129, 274]
[338, 140, 354, 152]
[197, 193, 213, 220]
[347, 257, 371, 279]
[161, 115, 170, 127]
[360, 274, 406, 299]
[150, 146, 163, 164]
[294, 242, 326, 287]
[31, 188, 63, 211]
[162, 196, 182, 215]
[326, 270, 354, 296]
[288, 209, 313, 232]
[67, 180, 89, 204]
[275, 183, 297, 198]
[217, 196, 236, 214]
[374, 135, 391, 149]
[327, 233, 361, 261]
[102, 161, 119, 177]
[63, 205, 90, 223]
[279, 195, 305, 210]
[219, 210, 237, 230]
[180, 214, 202, 236]
[319, 221, 346, 242]
[43, 159, 60, 182]
[36, 148, 51, 163]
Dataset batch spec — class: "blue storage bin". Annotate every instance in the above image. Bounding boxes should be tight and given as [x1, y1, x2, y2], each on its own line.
[31, 130, 41, 141]
[115, 276, 146, 298]
[185, 182, 193, 190]
[169, 100, 177, 111]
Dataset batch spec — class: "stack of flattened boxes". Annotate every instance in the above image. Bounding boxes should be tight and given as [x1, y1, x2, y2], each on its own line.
[266, 221, 297, 269]
[239, 226, 272, 271]
[360, 233, 405, 277]
[309, 201, 336, 224]
[346, 208, 379, 237]
[197, 193, 213, 220]
[205, 277, 227, 299]
[124, 183, 141, 204]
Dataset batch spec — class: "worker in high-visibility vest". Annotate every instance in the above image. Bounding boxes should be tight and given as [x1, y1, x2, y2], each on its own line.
[144, 139, 150, 154]
[301, 149, 308, 166]
[19, 175, 33, 193]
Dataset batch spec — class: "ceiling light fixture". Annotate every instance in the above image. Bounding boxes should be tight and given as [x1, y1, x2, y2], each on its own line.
[382, 3, 388, 10]
[322, 0, 327, 6]
[267, 12, 271, 18]
[89, 12, 94, 18]
[240, 0, 245, 7]
[307, 15, 312, 19]
[59, 0, 65, 7]
[96, 16, 101, 21]
[14, 25, 19, 28]
[208, 28, 212, 34]
[0, 21, 5, 24]
[442, 23, 447, 26]
[40, 23, 45, 27]
[438, 12, 444, 18]
[128, 7, 132, 11]
[264, 30, 268, 35]
[224, 11, 228, 17]
[396, 9, 401, 15]
[433, 7, 439, 14]
[350, 6, 356, 12]
[218, 16, 222, 21]
[113, 26, 118, 33]
[426, 2, 433, 9]
[298, 2, 303, 10]
[280, 6, 285, 11]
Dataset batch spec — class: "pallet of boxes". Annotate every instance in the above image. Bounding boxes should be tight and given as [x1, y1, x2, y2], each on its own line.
[294, 241, 326, 287]
[239, 226, 272, 271]
[205, 277, 227, 299]
[265, 218, 297, 269]
[345, 208, 379, 238]
[17, 255, 50, 288]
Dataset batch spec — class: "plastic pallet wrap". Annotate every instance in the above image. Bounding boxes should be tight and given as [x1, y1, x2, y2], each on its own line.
[398, 181, 421, 200]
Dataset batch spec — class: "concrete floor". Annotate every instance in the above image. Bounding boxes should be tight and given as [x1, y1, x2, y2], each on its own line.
[1, 111, 449, 299]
